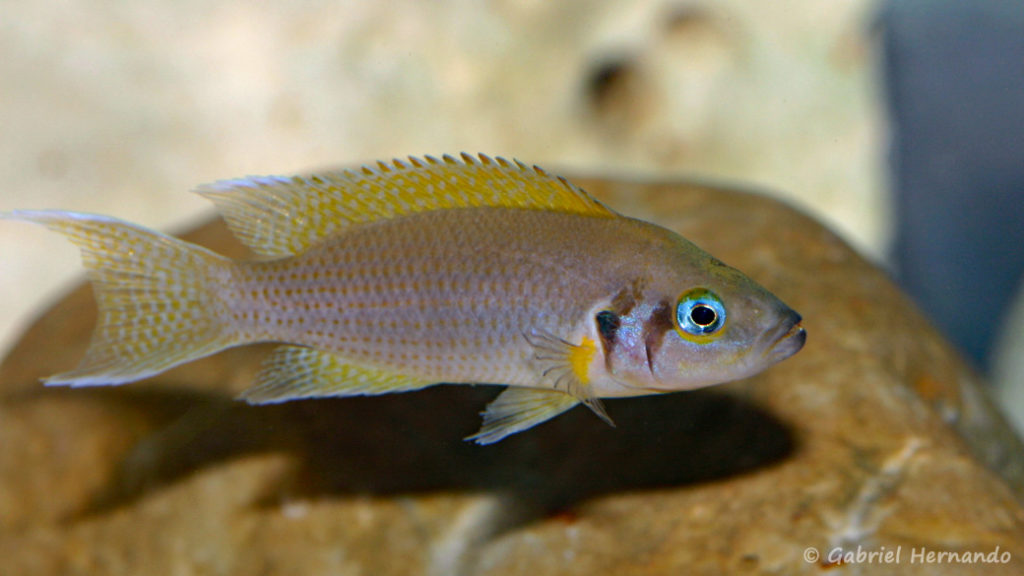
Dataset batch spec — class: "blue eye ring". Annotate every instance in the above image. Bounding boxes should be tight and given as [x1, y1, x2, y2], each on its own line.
[675, 288, 726, 337]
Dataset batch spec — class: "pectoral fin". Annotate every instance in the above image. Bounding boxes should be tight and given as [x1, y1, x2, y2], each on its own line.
[467, 387, 581, 445]
[241, 346, 432, 404]
[524, 329, 614, 428]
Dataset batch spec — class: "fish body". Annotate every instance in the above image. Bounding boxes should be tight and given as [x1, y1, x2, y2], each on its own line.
[3, 154, 805, 443]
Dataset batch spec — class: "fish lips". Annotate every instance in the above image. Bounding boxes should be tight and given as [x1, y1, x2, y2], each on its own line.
[760, 311, 806, 365]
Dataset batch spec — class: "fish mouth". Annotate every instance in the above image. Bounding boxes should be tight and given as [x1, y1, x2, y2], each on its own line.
[761, 313, 806, 364]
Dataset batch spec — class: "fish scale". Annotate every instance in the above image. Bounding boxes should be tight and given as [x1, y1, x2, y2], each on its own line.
[226, 207, 609, 386]
[2, 153, 804, 443]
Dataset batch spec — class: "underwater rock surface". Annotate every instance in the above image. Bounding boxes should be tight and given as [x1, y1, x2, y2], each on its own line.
[2, 178, 1022, 575]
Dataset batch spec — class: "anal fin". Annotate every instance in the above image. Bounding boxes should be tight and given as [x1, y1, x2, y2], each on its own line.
[241, 346, 432, 404]
[467, 387, 581, 445]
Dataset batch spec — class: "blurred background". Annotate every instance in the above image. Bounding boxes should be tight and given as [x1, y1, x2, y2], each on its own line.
[1, 1, 1021, 429]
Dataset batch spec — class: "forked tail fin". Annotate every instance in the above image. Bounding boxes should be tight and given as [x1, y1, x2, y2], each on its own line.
[3, 211, 241, 386]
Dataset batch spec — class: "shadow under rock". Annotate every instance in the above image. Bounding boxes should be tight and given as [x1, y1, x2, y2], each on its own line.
[63, 383, 794, 526]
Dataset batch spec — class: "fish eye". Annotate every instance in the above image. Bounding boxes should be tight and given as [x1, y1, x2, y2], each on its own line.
[676, 289, 726, 337]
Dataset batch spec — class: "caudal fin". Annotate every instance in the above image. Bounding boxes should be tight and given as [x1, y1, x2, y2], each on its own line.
[3, 211, 241, 386]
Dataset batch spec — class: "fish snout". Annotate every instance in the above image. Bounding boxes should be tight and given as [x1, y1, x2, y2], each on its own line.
[761, 310, 806, 364]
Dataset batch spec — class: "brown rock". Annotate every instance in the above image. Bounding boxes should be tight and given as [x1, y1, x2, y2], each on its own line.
[2, 178, 1022, 575]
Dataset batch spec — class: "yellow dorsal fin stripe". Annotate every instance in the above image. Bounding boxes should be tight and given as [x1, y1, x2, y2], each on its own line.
[195, 153, 615, 258]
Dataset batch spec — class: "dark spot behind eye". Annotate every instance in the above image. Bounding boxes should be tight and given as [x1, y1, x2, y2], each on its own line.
[596, 310, 620, 347]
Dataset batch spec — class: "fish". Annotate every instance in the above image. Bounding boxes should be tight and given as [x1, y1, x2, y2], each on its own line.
[2, 153, 805, 444]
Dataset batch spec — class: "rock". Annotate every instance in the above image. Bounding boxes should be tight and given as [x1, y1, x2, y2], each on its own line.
[2, 177, 1023, 575]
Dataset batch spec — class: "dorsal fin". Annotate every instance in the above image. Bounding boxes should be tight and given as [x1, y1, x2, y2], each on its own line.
[195, 153, 614, 258]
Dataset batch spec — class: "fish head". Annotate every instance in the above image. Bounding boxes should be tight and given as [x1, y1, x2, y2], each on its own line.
[600, 236, 805, 393]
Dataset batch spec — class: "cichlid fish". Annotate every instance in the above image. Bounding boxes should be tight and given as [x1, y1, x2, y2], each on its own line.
[3, 153, 805, 444]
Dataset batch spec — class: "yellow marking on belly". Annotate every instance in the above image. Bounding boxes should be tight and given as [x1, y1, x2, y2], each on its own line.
[569, 336, 597, 384]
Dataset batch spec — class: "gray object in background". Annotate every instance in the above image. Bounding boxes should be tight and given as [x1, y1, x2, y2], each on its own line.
[882, 0, 1024, 372]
